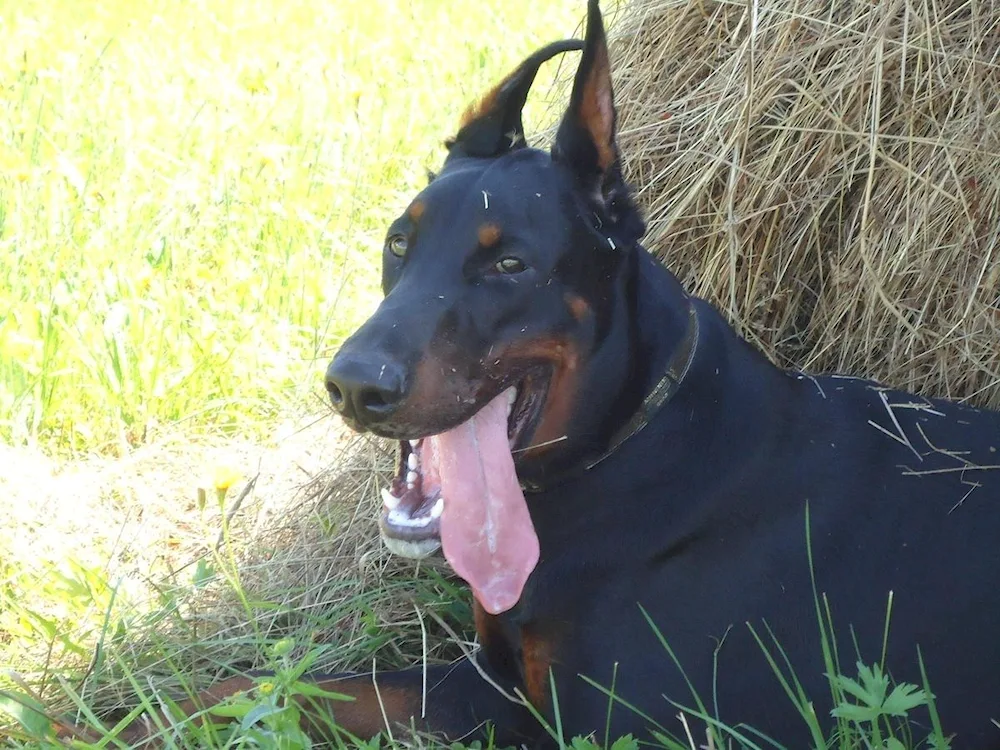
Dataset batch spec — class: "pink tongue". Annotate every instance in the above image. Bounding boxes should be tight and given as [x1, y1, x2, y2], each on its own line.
[430, 391, 540, 614]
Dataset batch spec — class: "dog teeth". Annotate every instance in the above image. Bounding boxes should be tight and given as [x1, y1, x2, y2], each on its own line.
[407, 470, 418, 485]
[387, 507, 438, 528]
[407, 453, 418, 471]
[430, 497, 444, 519]
[381, 488, 401, 510]
[409, 439, 419, 449]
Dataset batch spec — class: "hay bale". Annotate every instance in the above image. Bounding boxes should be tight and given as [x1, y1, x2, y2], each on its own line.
[610, 0, 1000, 409]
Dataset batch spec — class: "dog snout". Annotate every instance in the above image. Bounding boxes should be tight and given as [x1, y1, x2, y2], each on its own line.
[325, 353, 408, 427]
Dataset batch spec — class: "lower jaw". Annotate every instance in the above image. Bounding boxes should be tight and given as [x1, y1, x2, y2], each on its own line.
[378, 500, 441, 560]
[379, 531, 440, 559]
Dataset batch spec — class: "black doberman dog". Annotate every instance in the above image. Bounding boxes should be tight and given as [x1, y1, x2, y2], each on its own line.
[83, 0, 1000, 746]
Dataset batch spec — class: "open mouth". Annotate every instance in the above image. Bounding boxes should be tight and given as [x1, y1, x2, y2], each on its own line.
[377, 436, 445, 560]
[378, 380, 545, 559]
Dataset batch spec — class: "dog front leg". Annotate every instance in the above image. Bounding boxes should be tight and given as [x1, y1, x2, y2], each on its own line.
[99, 656, 535, 747]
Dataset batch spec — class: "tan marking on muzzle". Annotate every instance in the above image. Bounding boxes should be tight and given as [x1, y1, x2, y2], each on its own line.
[503, 336, 581, 455]
[386, 351, 483, 435]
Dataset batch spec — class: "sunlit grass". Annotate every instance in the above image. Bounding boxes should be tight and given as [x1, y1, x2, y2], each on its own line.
[0, 0, 581, 743]
[0, 0, 581, 454]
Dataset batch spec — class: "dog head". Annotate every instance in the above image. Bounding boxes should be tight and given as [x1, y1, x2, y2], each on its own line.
[325, 0, 645, 613]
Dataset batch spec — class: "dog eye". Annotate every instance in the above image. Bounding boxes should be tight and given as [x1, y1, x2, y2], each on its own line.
[495, 257, 526, 274]
[387, 235, 408, 257]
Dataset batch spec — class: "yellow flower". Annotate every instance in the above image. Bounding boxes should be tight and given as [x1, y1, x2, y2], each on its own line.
[213, 464, 242, 491]
[257, 681, 275, 696]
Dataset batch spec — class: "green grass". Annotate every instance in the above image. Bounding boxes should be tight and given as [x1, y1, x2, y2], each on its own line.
[0, 0, 581, 745]
[0, 0, 582, 454]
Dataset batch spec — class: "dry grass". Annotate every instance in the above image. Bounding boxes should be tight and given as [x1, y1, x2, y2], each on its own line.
[1, 418, 467, 730]
[611, 0, 1000, 408]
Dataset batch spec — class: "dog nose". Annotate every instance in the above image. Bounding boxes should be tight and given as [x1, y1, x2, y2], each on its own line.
[325, 354, 407, 425]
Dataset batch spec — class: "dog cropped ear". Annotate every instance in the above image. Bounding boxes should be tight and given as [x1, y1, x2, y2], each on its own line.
[552, 0, 619, 193]
[447, 39, 584, 160]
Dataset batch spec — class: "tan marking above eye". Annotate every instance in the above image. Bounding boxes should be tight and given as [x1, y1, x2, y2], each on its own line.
[478, 222, 502, 247]
[407, 200, 425, 222]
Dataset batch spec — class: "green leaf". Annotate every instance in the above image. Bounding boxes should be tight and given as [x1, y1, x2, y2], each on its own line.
[831, 661, 927, 725]
[23, 609, 58, 640]
[208, 701, 252, 719]
[856, 661, 890, 703]
[192, 558, 215, 588]
[0, 691, 52, 738]
[240, 702, 287, 730]
[882, 683, 927, 717]
[610, 734, 639, 750]
[831, 703, 878, 723]
[284, 646, 323, 681]
[832, 673, 876, 705]
[288, 680, 353, 701]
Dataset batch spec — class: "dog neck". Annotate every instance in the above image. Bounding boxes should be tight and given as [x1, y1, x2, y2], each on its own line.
[516, 250, 795, 600]
[628, 249, 699, 405]
[517, 245, 699, 491]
